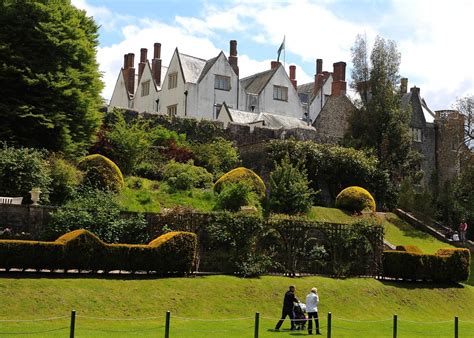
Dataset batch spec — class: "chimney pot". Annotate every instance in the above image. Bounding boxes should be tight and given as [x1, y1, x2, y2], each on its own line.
[140, 48, 147, 63]
[316, 59, 323, 75]
[123, 54, 128, 69]
[230, 40, 237, 56]
[127, 53, 135, 68]
[289, 65, 296, 80]
[153, 43, 161, 59]
[333, 62, 346, 82]
[229, 40, 239, 76]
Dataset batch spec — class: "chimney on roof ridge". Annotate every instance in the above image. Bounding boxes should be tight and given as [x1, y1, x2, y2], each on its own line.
[229, 40, 239, 76]
[316, 59, 323, 75]
[401, 78, 408, 94]
[138, 48, 147, 81]
[152, 42, 162, 86]
[331, 62, 346, 97]
[289, 65, 297, 90]
[271, 61, 280, 69]
[314, 73, 324, 95]
[122, 53, 135, 95]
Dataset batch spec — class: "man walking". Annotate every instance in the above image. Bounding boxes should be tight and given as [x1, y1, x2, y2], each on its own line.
[459, 220, 468, 241]
[275, 285, 298, 331]
[306, 287, 321, 335]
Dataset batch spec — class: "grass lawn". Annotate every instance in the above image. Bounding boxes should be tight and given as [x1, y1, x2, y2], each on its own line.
[116, 177, 216, 213]
[1, 275, 474, 337]
[307, 206, 355, 224]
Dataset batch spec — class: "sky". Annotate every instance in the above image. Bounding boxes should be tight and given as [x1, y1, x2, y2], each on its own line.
[71, 0, 474, 111]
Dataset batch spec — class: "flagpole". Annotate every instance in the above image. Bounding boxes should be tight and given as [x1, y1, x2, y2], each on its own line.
[284, 36, 286, 68]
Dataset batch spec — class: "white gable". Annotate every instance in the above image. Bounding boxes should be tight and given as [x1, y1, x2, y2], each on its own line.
[109, 70, 131, 110]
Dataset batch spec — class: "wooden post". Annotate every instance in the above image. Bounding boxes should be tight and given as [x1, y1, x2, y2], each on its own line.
[69, 310, 76, 338]
[327, 312, 332, 338]
[393, 314, 397, 338]
[454, 316, 458, 338]
[254, 312, 260, 338]
[165, 311, 171, 338]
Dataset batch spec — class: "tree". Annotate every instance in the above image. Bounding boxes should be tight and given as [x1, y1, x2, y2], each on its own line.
[454, 95, 474, 149]
[0, 0, 103, 155]
[348, 35, 414, 182]
[268, 156, 315, 215]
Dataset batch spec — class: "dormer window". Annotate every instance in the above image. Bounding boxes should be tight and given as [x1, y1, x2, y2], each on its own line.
[410, 127, 422, 143]
[168, 72, 178, 89]
[214, 75, 231, 91]
[273, 85, 288, 101]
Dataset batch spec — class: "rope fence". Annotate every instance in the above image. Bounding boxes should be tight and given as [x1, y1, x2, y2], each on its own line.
[0, 310, 471, 337]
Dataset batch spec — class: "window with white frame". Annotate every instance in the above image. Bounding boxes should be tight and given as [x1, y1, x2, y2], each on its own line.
[273, 85, 288, 101]
[141, 80, 150, 97]
[214, 75, 231, 91]
[410, 127, 422, 142]
[168, 72, 178, 89]
[167, 104, 177, 117]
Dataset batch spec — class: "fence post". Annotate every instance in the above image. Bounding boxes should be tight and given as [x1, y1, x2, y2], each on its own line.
[69, 309, 76, 338]
[327, 312, 332, 338]
[254, 312, 260, 338]
[165, 311, 171, 338]
[393, 314, 397, 338]
[454, 316, 458, 338]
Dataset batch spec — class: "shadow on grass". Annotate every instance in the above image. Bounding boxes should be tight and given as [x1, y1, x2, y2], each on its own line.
[0, 270, 200, 281]
[385, 215, 434, 240]
[379, 278, 465, 290]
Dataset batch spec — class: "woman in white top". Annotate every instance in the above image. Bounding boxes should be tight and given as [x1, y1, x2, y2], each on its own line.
[305, 287, 321, 335]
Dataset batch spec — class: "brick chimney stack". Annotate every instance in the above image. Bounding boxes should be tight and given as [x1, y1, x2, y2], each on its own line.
[271, 61, 280, 69]
[138, 48, 147, 81]
[331, 61, 347, 96]
[314, 59, 324, 94]
[289, 65, 297, 89]
[316, 59, 323, 75]
[152, 43, 162, 86]
[229, 40, 239, 76]
[401, 78, 408, 94]
[123, 53, 135, 95]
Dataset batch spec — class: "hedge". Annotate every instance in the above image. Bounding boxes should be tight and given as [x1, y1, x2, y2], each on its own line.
[0, 229, 196, 274]
[78, 154, 124, 192]
[382, 247, 470, 283]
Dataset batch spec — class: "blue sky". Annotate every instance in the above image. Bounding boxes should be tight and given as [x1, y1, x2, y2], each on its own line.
[72, 0, 474, 111]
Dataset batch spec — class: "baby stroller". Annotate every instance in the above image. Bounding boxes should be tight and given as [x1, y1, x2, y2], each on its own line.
[293, 302, 307, 330]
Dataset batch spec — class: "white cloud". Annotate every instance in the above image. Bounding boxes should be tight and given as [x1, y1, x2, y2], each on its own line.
[71, 0, 133, 31]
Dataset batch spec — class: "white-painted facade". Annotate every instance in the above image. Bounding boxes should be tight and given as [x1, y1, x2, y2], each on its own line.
[239, 65, 304, 119]
[133, 62, 159, 113]
[308, 75, 333, 123]
[109, 70, 131, 110]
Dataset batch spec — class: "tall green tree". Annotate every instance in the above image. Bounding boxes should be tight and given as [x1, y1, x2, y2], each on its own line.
[0, 0, 103, 155]
[348, 35, 412, 181]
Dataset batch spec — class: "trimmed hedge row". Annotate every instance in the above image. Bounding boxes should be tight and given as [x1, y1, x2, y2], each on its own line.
[0, 229, 196, 274]
[383, 247, 470, 283]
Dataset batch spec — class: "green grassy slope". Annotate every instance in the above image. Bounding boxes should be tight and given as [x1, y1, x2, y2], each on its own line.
[0, 275, 473, 337]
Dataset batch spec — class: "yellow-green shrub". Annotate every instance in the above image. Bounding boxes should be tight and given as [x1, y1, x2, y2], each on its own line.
[395, 245, 424, 254]
[0, 229, 197, 274]
[335, 186, 376, 213]
[214, 167, 266, 199]
[78, 154, 124, 192]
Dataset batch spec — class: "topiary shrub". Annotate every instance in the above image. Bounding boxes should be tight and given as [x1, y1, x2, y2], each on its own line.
[78, 154, 124, 192]
[214, 167, 266, 199]
[162, 160, 213, 191]
[335, 186, 376, 213]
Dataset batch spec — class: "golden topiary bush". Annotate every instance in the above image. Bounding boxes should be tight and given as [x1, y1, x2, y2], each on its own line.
[78, 154, 124, 192]
[213, 167, 266, 199]
[335, 186, 376, 213]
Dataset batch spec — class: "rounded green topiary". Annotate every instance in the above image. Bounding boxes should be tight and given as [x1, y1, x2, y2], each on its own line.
[78, 154, 124, 192]
[335, 186, 376, 213]
[214, 167, 266, 199]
